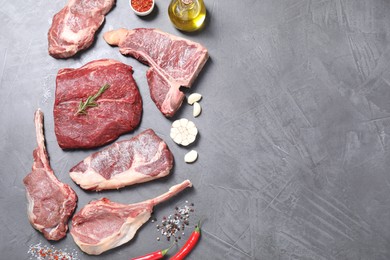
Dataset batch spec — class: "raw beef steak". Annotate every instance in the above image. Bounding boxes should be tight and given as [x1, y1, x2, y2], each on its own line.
[23, 109, 78, 241]
[104, 28, 209, 117]
[71, 180, 192, 255]
[69, 129, 174, 191]
[54, 59, 142, 149]
[48, 0, 115, 58]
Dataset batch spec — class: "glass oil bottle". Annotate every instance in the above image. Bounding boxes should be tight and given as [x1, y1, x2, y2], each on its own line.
[168, 0, 206, 32]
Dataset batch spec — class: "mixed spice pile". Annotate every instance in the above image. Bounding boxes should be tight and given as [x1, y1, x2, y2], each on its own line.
[28, 243, 79, 260]
[153, 201, 196, 242]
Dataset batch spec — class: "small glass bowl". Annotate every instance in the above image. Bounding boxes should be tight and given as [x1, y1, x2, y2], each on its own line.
[130, 0, 155, 16]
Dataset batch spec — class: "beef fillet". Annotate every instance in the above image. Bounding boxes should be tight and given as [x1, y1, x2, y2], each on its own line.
[54, 59, 142, 149]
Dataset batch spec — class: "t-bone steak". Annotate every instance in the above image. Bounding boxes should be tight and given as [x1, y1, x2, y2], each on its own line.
[48, 0, 115, 58]
[54, 59, 142, 149]
[23, 109, 78, 241]
[104, 28, 209, 117]
[69, 129, 174, 191]
[71, 180, 192, 255]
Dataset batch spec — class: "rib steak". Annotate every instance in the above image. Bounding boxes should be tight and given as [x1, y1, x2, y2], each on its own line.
[70, 180, 192, 255]
[104, 28, 209, 117]
[23, 109, 78, 241]
[54, 59, 142, 149]
[48, 0, 115, 58]
[69, 129, 174, 191]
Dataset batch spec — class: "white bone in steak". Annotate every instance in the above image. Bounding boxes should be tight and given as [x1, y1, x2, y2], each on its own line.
[54, 59, 142, 149]
[69, 129, 174, 191]
[48, 0, 115, 58]
[70, 180, 192, 255]
[104, 28, 209, 117]
[23, 109, 78, 241]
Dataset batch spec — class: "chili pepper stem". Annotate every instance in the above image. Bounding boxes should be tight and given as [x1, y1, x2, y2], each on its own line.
[169, 219, 203, 260]
[131, 243, 176, 260]
[162, 242, 176, 256]
[196, 217, 206, 231]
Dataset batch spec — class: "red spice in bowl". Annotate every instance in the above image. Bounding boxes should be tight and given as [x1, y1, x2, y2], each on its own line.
[130, 0, 154, 15]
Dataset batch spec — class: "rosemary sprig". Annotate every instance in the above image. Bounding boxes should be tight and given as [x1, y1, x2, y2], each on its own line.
[75, 84, 110, 116]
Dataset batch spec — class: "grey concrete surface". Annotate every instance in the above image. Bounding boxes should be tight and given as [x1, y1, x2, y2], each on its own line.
[1, 0, 390, 259]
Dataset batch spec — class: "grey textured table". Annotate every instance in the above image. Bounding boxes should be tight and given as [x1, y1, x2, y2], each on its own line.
[1, 0, 390, 259]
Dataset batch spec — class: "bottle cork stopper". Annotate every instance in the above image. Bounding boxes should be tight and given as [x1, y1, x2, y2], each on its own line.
[181, 0, 193, 4]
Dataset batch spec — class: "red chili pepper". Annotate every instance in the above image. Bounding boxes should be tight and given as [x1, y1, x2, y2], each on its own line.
[169, 222, 201, 260]
[131, 244, 174, 260]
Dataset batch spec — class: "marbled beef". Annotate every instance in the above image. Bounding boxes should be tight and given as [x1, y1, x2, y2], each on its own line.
[48, 0, 115, 58]
[69, 129, 174, 191]
[71, 180, 192, 255]
[104, 28, 209, 117]
[23, 109, 78, 241]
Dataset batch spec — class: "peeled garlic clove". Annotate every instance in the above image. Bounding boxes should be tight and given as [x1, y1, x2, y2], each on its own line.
[184, 150, 198, 163]
[193, 102, 201, 117]
[188, 127, 198, 135]
[187, 93, 202, 105]
[181, 139, 190, 146]
[187, 134, 196, 145]
[179, 118, 189, 126]
[170, 127, 179, 136]
[173, 134, 183, 144]
[172, 120, 182, 128]
[187, 120, 196, 129]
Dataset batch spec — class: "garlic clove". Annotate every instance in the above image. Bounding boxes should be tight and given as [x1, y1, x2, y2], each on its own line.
[179, 118, 189, 126]
[187, 121, 196, 129]
[193, 102, 201, 117]
[188, 127, 198, 135]
[187, 134, 196, 144]
[172, 119, 182, 128]
[181, 139, 190, 146]
[187, 93, 202, 105]
[173, 134, 183, 144]
[184, 150, 198, 163]
[170, 127, 179, 135]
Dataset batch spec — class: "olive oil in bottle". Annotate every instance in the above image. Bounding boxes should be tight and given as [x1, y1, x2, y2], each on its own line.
[168, 0, 206, 32]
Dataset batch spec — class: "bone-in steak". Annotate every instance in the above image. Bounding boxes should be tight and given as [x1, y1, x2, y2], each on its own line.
[104, 28, 209, 117]
[71, 180, 192, 255]
[69, 129, 174, 191]
[23, 109, 78, 241]
[54, 59, 142, 149]
[48, 0, 115, 58]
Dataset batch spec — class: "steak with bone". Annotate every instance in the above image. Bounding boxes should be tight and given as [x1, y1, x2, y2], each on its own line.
[48, 0, 115, 58]
[70, 180, 192, 255]
[23, 109, 78, 241]
[69, 129, 174, 191]
[104, 28, 209, 117]
[54, 59, 142, 149]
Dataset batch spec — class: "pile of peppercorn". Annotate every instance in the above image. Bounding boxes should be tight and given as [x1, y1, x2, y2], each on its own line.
[152, 201, 195, 242]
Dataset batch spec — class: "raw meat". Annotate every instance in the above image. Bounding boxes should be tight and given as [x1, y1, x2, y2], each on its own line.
[104, 28, 209, 117]
[70, 180, 192, 255]
[69, 129, 174, 191]
[54, 59, 142, 149]
[48, 0, 115, 58]
[23, 109, 78, 241]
